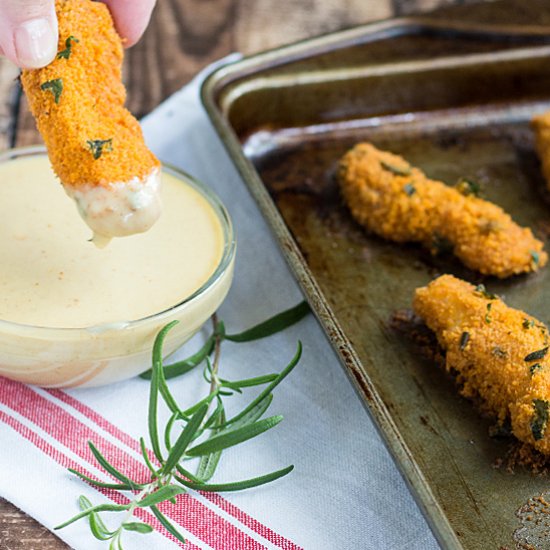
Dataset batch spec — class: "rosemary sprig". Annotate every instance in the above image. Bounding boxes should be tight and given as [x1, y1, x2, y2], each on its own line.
[56, 301, 309, 547]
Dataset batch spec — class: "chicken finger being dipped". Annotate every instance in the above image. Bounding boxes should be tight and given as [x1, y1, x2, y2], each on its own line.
[338, 142, 546, 278]
[21, 0, 161, 246]
[414, 274, 550, 456]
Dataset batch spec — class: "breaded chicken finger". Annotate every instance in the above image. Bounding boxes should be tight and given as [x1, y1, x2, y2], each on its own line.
[414, 274, 550, 456]
[338, 143, 546, 278]
[21, 0, 160, 245]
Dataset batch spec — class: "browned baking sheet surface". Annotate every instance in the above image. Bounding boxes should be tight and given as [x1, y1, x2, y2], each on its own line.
[202, 2, 550, 547]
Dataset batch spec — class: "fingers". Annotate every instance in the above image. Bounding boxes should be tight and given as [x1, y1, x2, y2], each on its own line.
[0, 0, 58, 68]
[101, 0, 156, 47]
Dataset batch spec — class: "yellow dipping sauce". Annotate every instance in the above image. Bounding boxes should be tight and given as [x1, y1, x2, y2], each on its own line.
[0, 150, 235, 388]
[0, 155, 224, 328]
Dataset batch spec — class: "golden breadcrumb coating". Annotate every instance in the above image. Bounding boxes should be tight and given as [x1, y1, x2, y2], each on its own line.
[338, 142, 546, 278]
[414, 274, 550, 456]
[21, 0, 159, 188]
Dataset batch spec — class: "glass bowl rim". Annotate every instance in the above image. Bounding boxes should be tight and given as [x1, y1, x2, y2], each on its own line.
[0, 145, 236, 336]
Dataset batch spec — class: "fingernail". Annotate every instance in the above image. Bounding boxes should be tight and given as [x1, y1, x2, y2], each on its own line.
[14, 18, 57, 69]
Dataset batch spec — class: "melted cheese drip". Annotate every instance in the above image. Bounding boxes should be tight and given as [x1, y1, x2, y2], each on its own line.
[0, 155, 224, 328]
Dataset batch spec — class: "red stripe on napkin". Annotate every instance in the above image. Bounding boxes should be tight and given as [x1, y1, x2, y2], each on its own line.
[48, 388, 303, 550]
[0, 408, 201, 549]
[0, 378, 266, 550]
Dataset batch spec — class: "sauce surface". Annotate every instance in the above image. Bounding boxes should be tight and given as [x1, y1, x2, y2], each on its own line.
[0, 155, 224, 328]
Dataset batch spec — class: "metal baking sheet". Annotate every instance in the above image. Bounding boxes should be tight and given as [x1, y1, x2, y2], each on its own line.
[201, 3, 550, 548]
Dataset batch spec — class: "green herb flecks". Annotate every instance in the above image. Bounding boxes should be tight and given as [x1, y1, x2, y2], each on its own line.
[459, 331, 470, 351]
[57, 35, 79, 59]
[380, 161, 411, 177]
[40, 78, 63, 104]
[87, 139, 113, 160]
[57, 302, 309, 548]
[485, 303, 492, 324]
[524, 347, 549, 362]
[531, 399, 549, 441]
[455, 177, 481, 197]
[523, 318, 535, 330]
[531, 250, 541, 268]
[403, 183, 416, 196]
[530, 363, 543, 376]
[474, 284, 497, 301]
[492, 346, 507, 359]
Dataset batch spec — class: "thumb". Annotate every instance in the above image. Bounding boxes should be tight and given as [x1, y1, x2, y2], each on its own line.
[0, 0, 57, 68]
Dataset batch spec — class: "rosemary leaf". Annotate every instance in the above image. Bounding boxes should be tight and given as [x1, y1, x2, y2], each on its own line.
[137, 485, 186, 508]
[151, 322, 181, 414]
[161, 404, 209, 475]
[485, 302, 492, 324]
[122, 522, 154, 534]
[530, 363, 543, 376]
[197, 450, 223, 483]
[69, 468, 133, 491]
[150, 506, 186, 544]
[403, 183, 416, 196]
[474, 284, 497, 300]
[531, 399, 549, 441]
[182, 464, 294, 492]
[139, 437, 159, 477]
[175, 464, 202, 483]
[195, 405, 226, 481]
[40, 78, 63, 104]
[57, 35, 79, 59]
[79, 496, 115, 540]
[164, 410, 180, 452]
[224, 394, 274, 431]
[202, 399, 225, 430]
[459, 331, 470, 351]
[140, 332, 216, 380]
[88, 442, 140, 490]
[181, 392, 217, 418]
[220, 373, 279, 389]
[54, 503, 130, 530]
[524, 347, 549, 362]
[380, 160, 411, 176]
[87, 139, 113, 160]
[224, 342, 302, 426]
[149, 323, 177, 462]
[455, 177, 481, 197]
[225, 301, 310, 342]
[186, 415, 283, 457]
[88, 511, 114, 541]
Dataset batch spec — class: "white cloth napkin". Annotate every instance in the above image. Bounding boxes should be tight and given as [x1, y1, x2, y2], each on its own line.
[0, 59, 440, 550]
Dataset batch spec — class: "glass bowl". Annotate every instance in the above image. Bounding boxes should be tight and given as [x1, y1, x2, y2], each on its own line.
[0, 147, 235, 388]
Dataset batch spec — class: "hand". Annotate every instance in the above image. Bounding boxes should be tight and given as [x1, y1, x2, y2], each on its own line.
[0, 0, 156, 69]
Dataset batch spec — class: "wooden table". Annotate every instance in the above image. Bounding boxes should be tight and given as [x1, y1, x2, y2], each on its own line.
[0, 0, 491, 547]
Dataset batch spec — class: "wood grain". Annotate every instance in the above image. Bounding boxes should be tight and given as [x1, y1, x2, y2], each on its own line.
[0, 60, 18, 149]
[0, 0, 493, 547]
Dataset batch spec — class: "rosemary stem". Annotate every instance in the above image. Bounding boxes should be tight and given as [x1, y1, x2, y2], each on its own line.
[206, 313, 223, 410]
